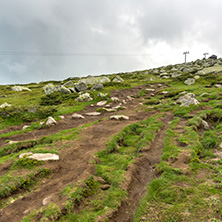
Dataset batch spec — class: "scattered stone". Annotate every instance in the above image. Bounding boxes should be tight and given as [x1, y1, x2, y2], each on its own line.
[126, 96, 133, 101]
[122, 100, 126, 104]
[110, 115, 129, 120]
[215, 84, 222, 88]
[58, 85, 71, 94]
[196, 66, 222, 75]
[145, 88, 155, 92]
[22, 125, 29, 130]
[78, 76, 110, 85]
[43, 83, 56, 95]
[30, 153, 59, 161]
[161, 91, 168, 95]
[103, 108, 116, 112]
[112, 75, 124, 83]
[184, 78, 195, 85]
[177, 93, 199, 107]
[46, 116, 57, 126]
[97, 101, 107, 106]
[91, 83, 104, 90]
[75, 82, 88, 92]
[63, 80, 74, 87]
[201, 120, 210, 130]
[11, 86, 31, 92]
[171, 72, 181, 78]
[76, 93, 93, 102]
[42, 195, 54, 206]
[72, 113, 85, 119]
[105, 104, 111, 108]
[111, 97, 119, 102]
[85, 112, 101, 116]
[194, 75, 200, 80]
[19, 152, 33, 159]
[59, 115, 65, 119]
[101, 184, 111, 190]
[91, 104, 94, 107]
[9, 140, 19, 144]
[0, 102, 12, 108]
[98, 92, 108, 98]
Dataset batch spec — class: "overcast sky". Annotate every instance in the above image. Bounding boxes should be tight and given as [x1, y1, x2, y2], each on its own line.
[0, 0, 221, 84]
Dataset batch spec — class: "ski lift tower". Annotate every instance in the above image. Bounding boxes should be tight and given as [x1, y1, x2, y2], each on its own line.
[183, 51, 189, 63]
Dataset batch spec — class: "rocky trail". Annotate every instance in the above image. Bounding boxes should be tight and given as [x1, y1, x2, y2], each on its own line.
[0, 84, 171, 221]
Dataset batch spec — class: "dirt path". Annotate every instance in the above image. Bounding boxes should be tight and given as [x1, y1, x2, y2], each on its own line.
[109, 112, 173, 222]
[0, 85, 165, 222]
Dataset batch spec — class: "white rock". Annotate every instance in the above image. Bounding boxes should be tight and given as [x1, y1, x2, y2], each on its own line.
[72, 113, 85, 119]
[161, 91, 168, 95]
[22, 125, 29, 130]
[30, 153, 59, 161]
[11, 86, 31, 92]
[59, 115, 65, 119]
[0, 102, 12, 108]
[85, 112, 101, 116]
[122, 99, 127, 104]
[127, 96, 133, 101]
[42, 195, 54, 206]
[145, 88, 155, 92]
[46, 116, 57, 126]
[9, 140, 19, 144]
[97, 101, 107, 106]
[19, 152, 33, 159]
[111, 97, 119, 102]
[110, 115, 129, 120]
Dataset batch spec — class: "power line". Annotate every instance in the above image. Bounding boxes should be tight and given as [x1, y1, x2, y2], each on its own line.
[0, 51, 180, 57]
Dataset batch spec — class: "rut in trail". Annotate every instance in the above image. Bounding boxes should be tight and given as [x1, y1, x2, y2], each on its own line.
[109, 112, 173, 222]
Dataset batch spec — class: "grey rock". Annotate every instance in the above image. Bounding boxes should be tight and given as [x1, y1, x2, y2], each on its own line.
[91, 83, 104, 90]
[63, 80, 74, 87]
[75, 82, 88, 92]
[112, 76, 124, 83]
[43, 83, 56, 95]
[177, 93, 199, 107]
[57, 85, 71, 94]
[201, 120, 209, 130]
[196, 66, 222, 75]
[171, 72, 181, 78]
[76, 93, 93, 102]
[11, 86, 31, 92]
[184, 78, 195, 85]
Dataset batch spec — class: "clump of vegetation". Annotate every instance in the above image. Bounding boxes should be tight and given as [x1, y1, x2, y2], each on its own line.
[12, 157, 44, 169]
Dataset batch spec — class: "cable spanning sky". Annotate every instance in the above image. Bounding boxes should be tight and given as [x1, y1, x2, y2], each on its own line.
[0, 0, 221, 84]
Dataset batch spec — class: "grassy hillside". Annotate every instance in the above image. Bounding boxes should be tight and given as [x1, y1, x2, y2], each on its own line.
[1, 58, 222, 221]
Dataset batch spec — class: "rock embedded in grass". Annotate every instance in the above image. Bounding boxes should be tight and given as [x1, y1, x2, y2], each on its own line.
[72, 113, 85, 119]
[46, 116, 57, 126]
[85, 112, 101, 116]
[110, 115, 129, 120]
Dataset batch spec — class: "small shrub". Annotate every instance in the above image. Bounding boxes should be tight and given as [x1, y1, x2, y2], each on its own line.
[201, 131, 218, 149]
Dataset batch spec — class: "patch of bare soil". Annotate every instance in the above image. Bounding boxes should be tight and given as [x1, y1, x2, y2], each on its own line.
[0, 85, 164, 222]
[109, 112, 173, 222]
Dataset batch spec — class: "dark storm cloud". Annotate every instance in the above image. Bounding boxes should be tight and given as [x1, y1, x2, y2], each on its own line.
[0, 0, 222, 84]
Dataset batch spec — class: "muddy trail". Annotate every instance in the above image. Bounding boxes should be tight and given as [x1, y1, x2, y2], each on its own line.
[109, 112, 173, 222]
[0, 85, 164, 148]
[0, 84, 169, 222]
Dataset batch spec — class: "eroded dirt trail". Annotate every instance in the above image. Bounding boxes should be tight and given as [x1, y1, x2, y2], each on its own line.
[109, 112, 173, 222]
[0, 85, 166, 222]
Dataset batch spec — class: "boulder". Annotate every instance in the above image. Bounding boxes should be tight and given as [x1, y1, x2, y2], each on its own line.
[75, 82, 88, 92]
[57, 85, 71, 94]
[43, 83, 56, 95]
[91, 83, 104, 90]
[46, 116, 57, 126]
[11, 86, 31, 92]
[171, 72, 181, 78]
[184, 78, 195, 85]
[208, 55, 217, 60]
[112, 76, 124, 83]
[0, 102, 12, 108]
[177, 93, 199, 107]
[63, 80, 74, 87]
[30, 153, 59, 161]
[78, 76, 110, 85]
[75, 93, 93, 102]
[196, 66, 222, 75]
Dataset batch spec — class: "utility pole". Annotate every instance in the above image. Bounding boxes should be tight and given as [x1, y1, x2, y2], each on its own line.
[203, 52, 209, 59]
[183, 51, 189, 63]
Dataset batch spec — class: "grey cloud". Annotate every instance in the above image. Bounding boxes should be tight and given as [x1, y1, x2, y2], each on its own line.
[0, 0, 222, 84]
